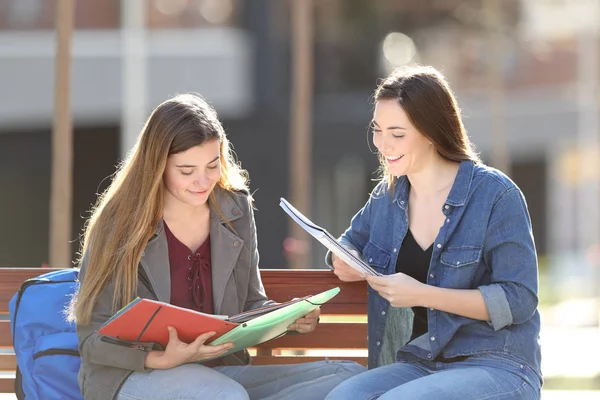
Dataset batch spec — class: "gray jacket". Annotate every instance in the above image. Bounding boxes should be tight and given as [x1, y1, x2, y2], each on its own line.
[76, 188, 271, 399]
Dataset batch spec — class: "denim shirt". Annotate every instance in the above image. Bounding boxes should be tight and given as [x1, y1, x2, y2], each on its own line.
[333, 161, 542, 380]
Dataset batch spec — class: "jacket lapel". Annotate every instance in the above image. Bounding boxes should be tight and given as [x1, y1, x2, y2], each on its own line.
[139, 221, 171, 303]
[138, 188, 245, 312]
[210, 188, 245, 315]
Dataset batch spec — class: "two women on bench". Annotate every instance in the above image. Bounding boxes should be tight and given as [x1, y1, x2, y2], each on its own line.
[325, 66, 542, 399]
[70, 94, 365, 400]
[73, 64, 542, 400]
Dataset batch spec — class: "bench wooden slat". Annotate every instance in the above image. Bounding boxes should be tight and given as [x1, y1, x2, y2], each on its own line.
[0, 354, 16, 371]
[261, 270, 367, 315]
[254, 323, 367, 349]
[0, 321, 11, 347]
[252, 356, 367, 366]
[0, 377, 15, 394]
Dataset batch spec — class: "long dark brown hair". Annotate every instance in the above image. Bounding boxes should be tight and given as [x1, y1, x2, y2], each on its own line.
[373, 65, 479, 189]
[73, 93, 249, 325]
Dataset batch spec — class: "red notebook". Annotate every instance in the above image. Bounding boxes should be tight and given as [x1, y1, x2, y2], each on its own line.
[97, 297, 306, 347]
[97, 298, 239, 347]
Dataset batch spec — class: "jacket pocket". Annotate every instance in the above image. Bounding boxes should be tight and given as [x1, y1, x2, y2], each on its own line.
[363, 241, 391, 271]
[440, 247, 482, 268]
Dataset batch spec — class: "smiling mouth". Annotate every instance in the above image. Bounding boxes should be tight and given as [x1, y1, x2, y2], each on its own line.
[386, 155, 403, 162]
[189, 189, 208, 195]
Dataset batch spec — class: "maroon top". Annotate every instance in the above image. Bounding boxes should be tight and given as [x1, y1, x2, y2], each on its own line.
[164, 222, 214, 314]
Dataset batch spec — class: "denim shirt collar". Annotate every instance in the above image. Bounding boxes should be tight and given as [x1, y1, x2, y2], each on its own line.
[446, 160, 475, 207]
[393, 160, 475, 208]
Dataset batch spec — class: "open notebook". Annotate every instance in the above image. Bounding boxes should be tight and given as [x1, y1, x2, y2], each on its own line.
[280, 197, 382, 276]
[97, 287, 340, 359]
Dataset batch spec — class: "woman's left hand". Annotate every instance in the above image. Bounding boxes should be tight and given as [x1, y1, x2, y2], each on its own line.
[366, 273, 426, 308]
[288, 308, 320, 333]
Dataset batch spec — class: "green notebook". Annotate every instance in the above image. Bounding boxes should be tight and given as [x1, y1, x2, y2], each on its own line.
[207, 287, 340, 359]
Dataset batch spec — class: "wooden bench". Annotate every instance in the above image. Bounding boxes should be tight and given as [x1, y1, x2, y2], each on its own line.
[0, 267, 368, 393]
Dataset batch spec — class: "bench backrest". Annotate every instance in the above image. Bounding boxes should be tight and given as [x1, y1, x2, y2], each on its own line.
[253, 270, 368, 365]
[0, 267, 368, 393]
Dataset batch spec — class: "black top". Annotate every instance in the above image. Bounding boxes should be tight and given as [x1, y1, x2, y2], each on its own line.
[395, 229, 433, 341]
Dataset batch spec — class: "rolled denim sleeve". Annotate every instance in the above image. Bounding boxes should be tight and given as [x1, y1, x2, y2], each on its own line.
[479, 188, 539, 331]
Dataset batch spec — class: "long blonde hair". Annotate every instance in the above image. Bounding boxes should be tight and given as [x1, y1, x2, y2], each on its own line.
[73, 93, 248, 325]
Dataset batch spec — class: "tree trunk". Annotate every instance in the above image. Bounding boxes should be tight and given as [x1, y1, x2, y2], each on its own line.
[49, 0, 75, 267]
[288, 0, 314, 269]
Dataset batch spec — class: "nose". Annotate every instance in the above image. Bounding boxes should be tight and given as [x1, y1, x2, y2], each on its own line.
[193, 175, 209, 187]
[377, 133, 394, 154]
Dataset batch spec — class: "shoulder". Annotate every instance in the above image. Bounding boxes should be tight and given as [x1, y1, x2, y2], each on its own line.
[212, 186, 253, 219]
[472, 163, 516, 190]
[470, 163, 524, 206]
[227, 188, 252, 211]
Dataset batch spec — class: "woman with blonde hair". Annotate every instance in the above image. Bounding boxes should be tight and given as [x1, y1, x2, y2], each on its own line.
[72, 93, 364, 400]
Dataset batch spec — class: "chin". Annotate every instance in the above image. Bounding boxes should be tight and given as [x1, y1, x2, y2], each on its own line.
[190, 197, 209, 206]
[180, 194, 209, 207]
[389, 166, 408, 177]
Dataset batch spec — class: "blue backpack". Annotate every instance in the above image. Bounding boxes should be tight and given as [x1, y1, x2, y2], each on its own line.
[9, 269, 83, 400]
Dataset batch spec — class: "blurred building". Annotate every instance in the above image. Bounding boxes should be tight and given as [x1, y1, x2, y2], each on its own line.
[0, 0, 598, 297]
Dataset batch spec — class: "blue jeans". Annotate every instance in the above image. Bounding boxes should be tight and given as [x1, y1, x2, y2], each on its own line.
[117, 360, 366, 400]
[325, 353, 541, 400]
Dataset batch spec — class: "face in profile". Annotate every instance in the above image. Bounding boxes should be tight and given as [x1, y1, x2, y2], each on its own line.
[372, 99, 435, 177]
[163, 139, 222, 208]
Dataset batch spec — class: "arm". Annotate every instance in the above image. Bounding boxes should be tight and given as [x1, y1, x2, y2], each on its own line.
[76, 273, 154, 372]
[339, 189, 378, 253]
[366, 274, 490, 320]
[419, 286, 489, 321]
[478, 188, 539, 330]
[325, 185, 381, 268]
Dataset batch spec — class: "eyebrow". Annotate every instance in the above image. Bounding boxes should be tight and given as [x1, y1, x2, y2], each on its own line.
[175, 155, 220, 168]
[372, 121, 407, 130]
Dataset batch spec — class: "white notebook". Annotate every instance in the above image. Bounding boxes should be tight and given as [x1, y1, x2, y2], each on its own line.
[279, 197, 382, 276]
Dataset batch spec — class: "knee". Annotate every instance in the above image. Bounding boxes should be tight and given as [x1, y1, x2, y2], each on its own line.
[192, 378, 249, 400]
[216, 382, 249, 400]
[326, 360, 367, 377]
[175, 364, 249, 400]
[325, 376, 365, 400]
[325, 370, 382, 400]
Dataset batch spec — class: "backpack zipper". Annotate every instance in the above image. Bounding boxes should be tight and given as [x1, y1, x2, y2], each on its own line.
[33, 348, 80, 360]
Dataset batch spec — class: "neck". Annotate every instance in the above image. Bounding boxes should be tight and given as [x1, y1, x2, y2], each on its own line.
[406, 156, 460, 199]
[163, 197, 210, 225]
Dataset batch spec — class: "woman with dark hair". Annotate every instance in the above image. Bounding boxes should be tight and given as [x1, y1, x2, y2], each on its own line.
[325, 66, 542, 399]
[71, 93, 365, 400]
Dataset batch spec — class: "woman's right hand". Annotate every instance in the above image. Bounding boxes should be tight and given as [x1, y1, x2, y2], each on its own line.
[332, 253, 366, 282]
[145, 326, 234, 369]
